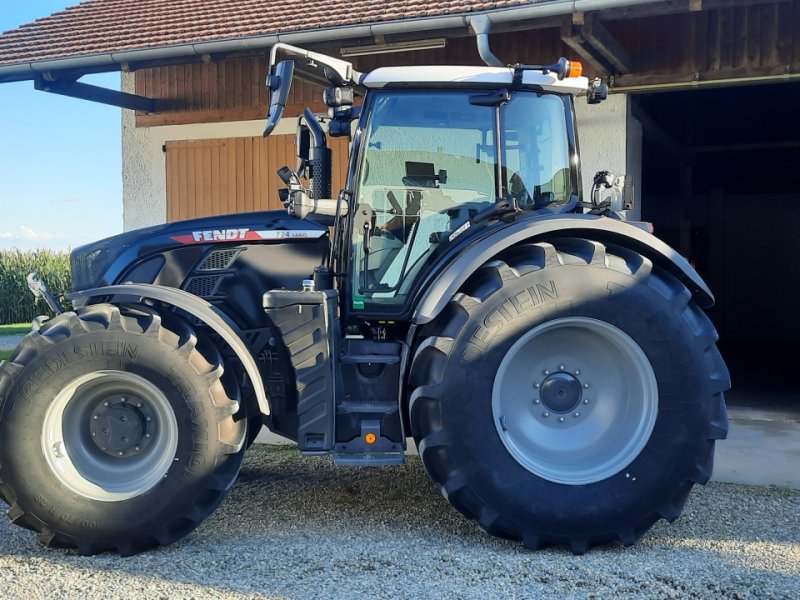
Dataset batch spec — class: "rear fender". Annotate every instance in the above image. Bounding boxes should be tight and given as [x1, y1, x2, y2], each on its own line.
[68, 283, 270, 416]
[412, 214, 714, 325]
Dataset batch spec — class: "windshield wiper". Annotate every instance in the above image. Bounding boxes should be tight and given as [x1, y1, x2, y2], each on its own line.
[471, 197, 519, 224]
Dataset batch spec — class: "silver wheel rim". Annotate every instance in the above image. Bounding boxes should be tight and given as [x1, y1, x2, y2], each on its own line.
[42, 371, 178, 502]
[492, 317, 658, 485]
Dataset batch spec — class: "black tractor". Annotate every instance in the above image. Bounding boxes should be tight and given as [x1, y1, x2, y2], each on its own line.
[0, 39, 729, 556]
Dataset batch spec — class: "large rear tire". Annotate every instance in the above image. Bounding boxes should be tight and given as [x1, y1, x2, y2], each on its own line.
[409, 239, 729, 553]
[0, 304, 246, 555]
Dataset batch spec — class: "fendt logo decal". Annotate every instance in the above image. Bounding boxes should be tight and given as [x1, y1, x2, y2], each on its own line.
[193, 228, 250, 242]
[171, 228, 325, 245]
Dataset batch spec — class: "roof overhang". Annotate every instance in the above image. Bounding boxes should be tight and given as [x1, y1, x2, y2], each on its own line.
[0, 0, 662, 84]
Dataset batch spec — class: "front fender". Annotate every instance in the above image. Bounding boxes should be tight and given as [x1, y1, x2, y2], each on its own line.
[68, 283, 270, 416]
[412, 214, 714, 325]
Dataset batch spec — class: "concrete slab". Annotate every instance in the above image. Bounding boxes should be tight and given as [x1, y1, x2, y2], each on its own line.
[712, 409, 800, 490]
[255, 408, 800, 491]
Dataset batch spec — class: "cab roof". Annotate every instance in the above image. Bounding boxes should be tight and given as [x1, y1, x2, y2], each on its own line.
[361, 66, 588, 95]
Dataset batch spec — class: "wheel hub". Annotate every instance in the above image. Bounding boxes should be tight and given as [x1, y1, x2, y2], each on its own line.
[89, 395, 156, 456]
[42, 370, 178, 502]
[492, 317, 658, 485]
[539, 371, 582, 414]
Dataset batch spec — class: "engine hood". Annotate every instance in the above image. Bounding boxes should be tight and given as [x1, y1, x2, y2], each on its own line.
[71, 211, 328, 291]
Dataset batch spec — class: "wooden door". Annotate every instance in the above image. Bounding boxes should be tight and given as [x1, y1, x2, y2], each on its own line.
[166, 135, 350, 221]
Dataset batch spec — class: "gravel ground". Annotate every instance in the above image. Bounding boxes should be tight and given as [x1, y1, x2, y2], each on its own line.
[1, 445, 798, 600]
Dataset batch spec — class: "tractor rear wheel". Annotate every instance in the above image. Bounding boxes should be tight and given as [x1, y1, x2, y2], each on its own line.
[0, 304, 246, 555]
[409, 239, 729, 553]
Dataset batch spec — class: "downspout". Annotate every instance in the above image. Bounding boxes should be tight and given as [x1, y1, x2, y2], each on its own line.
[0, 0, 667, 83]
[469, 15, 503, 68]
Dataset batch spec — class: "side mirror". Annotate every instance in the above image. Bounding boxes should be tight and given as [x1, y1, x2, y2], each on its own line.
[263, 60, 295, 137]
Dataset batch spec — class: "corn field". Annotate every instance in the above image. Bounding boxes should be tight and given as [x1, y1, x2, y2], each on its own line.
[0, 250, 71, 324]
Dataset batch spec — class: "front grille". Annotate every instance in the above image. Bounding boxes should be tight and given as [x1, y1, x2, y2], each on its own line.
[184, 275, 224, 298]
[198, 249, 240, 272]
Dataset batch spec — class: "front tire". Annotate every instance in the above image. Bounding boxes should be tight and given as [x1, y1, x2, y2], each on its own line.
[409, 239, 729, 553]
[0, 304, 246, 555]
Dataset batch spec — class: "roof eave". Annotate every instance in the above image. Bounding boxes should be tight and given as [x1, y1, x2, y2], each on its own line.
[0, 0, 660, 83]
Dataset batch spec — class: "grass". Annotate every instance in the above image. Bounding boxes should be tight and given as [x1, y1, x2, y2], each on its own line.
[0, 323, 30, 335]
[0, 350, 12, 361]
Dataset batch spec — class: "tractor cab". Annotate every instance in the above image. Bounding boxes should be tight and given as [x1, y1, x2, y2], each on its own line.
[263, 43, 601, 321]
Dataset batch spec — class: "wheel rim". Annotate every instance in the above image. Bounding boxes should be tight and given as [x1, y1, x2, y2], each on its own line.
[42, 370, 178, 502]
[492, 317, 658, 485]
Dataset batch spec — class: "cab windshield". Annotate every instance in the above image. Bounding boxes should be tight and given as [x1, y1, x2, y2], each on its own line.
[350, 90, 571, 312]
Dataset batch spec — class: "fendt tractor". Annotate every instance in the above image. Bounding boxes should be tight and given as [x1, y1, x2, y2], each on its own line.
[0, 30, 729, 556]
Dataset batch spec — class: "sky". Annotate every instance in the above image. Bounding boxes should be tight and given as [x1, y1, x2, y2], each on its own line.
[0, 2, 122, 250]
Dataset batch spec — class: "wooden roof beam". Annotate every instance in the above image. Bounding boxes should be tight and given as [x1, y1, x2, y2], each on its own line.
[561, 13, 633, 76]
[34, 76, 161, 113]
[561, 15, 610, 74]
[583, 14, 633, 75]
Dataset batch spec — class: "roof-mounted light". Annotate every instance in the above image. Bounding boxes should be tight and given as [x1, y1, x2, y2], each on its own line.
[567, 60, 583, 79]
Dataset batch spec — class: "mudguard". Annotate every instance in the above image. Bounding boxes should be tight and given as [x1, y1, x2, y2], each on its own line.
[412, 214, 714, 325]
[68, 283, 270, 416]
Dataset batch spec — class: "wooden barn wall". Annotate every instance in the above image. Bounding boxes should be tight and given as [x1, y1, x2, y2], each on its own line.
[134, 33, 563, 127]
[135, 1, 800, 128]
[165, 135, 350, 221]
[135, 55, 326, 126]
[609, 1, 800, 86]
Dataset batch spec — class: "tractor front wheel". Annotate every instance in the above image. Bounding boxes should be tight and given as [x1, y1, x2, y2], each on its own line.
[0, 304, 246, 555]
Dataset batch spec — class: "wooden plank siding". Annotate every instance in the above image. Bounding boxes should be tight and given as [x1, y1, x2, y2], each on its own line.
[137, 55, 328, 127]
[607, 1, 800, 87]
[165, 135, 350, 221]
[134, 1, 800, 128]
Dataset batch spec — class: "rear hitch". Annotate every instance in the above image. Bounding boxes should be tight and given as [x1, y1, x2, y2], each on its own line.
[27, 272, 64, 316]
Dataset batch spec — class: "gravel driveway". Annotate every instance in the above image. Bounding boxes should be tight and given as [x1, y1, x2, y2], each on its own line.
[1, 445, 798, 600]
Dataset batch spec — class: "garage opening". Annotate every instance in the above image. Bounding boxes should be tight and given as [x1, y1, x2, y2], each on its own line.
[637, 82, 800, 412]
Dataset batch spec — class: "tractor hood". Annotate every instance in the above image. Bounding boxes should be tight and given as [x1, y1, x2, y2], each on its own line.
[70, 211, 327, 292]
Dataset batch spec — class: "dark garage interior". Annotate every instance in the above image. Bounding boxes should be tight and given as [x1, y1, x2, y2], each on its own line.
[637, 81, 800, 411]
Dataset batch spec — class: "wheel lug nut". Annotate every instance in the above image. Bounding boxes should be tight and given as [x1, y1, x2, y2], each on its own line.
[121, 397, 127, 403]
[558, 417, 565, 422]
[574, 412, 580, 418]
[543, 412, 550, 418]
[136, 402, 143, 408]
[134, 445, 141, 452]
[533, 383, 540, 389]
[145, 433, 151, 438]
[534, 399, 540, 404]
[574, 369, 581, 375]
[583, 399, 589, 404]
[118, 451, 124, 456]
[146, 417, 152, 422]
[584, 383, 590, 389]
[543, 369, 550, 376]
[103, 401, 110, 407]
[559, 364, 565, 371]
[92, 415, 99, 420]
